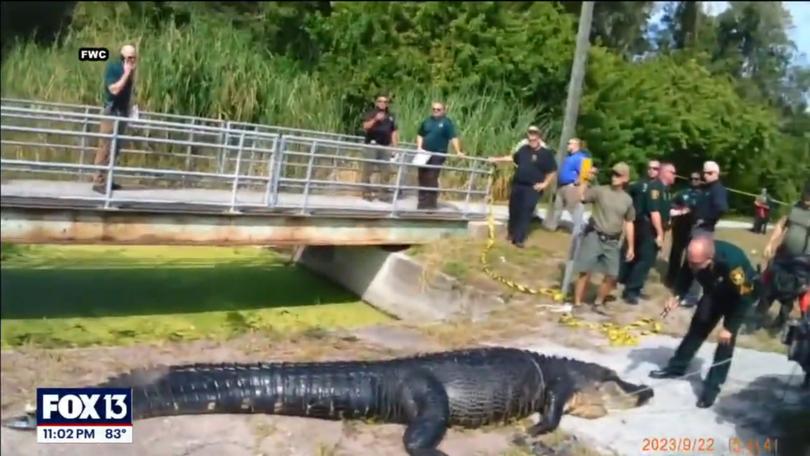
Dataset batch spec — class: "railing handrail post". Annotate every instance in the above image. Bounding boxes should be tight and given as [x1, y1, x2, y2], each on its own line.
[229, 131, 247, 213]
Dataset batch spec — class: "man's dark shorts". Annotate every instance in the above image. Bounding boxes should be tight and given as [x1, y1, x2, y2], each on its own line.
[574, 230, 622, 277]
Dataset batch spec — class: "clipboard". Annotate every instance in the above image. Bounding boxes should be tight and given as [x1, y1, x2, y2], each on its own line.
[412, 150, 431, 166]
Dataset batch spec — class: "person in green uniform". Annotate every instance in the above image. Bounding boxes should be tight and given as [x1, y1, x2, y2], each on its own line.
[650, 235, 758, 408]
[626, 160, 660, 212]
[415, 102, 465, 210]
[665, 171, 703, 288]
[93, 44, 137, 194]
[619, 162, 676, 304]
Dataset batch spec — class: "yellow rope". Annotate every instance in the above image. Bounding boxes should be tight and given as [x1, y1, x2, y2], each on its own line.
[479, 171, 665, 347]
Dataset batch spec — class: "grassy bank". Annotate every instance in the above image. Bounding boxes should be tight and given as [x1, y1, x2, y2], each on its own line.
[0, 244, 392, 348]
[408, 223, 792, 354]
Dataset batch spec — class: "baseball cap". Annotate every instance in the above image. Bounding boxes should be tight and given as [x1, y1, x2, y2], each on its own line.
[612, 162, 630, 177]
[527, 125, 541, 134]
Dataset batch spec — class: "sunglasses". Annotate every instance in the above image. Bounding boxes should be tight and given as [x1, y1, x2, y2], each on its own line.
[649, 166, 659, 170]
[376, 99, 389, 104]
[612, 171, 624, 177]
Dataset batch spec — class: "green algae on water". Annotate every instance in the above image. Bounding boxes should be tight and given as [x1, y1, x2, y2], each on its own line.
[0, 245, 392, 348]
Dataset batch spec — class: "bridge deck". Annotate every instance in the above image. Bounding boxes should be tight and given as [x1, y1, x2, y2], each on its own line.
[0, 179, 488, 219]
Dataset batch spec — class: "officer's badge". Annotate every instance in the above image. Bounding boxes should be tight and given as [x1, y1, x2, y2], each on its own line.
[651, 190, 660, 200]
[730, 267, 752, 295]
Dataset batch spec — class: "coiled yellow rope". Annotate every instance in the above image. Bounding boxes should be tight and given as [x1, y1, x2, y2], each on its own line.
[479, 172, 664, 347]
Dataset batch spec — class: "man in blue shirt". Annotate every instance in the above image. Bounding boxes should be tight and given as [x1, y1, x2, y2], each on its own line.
[542, 137, 590, 231]
[92, 44, 137, 194]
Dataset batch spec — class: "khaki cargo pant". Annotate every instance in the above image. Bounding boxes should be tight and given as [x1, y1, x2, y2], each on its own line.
[93, 105, 128, 186]
[360, 146, 394, 200]
[543, 183, 582, 231]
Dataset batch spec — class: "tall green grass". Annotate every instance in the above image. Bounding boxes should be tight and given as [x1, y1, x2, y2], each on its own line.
[0, 3, 557, 200]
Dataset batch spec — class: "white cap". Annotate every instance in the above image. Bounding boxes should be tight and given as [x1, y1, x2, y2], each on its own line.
[703, 161, 720, 174]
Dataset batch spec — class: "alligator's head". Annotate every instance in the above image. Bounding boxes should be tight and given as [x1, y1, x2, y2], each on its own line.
[548, 356, 654, 419]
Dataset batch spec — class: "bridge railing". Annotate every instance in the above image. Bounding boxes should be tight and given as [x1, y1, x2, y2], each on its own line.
[1, 102, 492, 218]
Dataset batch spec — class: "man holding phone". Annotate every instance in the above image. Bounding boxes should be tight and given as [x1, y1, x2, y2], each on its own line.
[92, 44, 137, 193]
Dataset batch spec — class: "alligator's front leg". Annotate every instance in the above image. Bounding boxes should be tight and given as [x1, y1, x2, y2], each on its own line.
[527, 388, 568, 436]
[397, 369, 451, 456]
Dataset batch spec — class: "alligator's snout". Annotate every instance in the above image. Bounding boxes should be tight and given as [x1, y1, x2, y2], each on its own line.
[634, 384, 654, 405]
[2, 412, 37, 431]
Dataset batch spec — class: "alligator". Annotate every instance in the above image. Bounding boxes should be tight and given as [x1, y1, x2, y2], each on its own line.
[3, 347, 654, 455]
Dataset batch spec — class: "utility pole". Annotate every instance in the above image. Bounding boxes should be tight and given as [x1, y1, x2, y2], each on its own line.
[543, 1, 594, 230]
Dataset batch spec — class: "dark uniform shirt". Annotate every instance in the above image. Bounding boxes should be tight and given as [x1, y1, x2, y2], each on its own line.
[362, 109, 397, 146]
[640, 179, 672, 231]
[672, 187, 702, 224]
[103, 60, 133, 115]
[674, 240, 757, 332]
[628, 179, 654, 216]
[418, 116, 457, 154]
[511, 145, 557, 187]
[693, 180, 729, 231]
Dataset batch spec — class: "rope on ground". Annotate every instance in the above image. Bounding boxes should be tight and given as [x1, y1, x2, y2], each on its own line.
[479, 172, 666, 347]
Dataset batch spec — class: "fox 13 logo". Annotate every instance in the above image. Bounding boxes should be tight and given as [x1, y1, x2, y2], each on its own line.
[78, 47, 109, 62]
[36, 388, 133, 444]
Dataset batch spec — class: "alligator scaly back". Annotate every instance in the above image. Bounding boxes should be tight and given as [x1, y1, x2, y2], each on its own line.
[2, 347, 654, 456]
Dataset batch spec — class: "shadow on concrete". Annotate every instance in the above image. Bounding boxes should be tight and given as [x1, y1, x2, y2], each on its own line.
[713, 374, 810, 456]
[625, 346, 706, 399]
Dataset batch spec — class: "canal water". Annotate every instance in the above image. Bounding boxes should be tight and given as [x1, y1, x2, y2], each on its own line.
[0, 244, 393, 348]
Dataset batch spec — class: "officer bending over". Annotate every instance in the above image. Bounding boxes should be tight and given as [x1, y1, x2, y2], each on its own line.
[489, 126, 558, 247]
[650, 235, 757, 408]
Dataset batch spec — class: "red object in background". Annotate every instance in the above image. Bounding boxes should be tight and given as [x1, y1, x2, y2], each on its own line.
[800, 290, 810, 314]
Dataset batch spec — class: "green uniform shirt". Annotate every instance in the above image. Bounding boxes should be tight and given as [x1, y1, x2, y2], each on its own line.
[418, 116, 457, 153]
[102, 60, 133, 114]
[674, 240, 757, 332]
[640, 179, 672, 230]
[672, 187, 701, 209]
[627, 180, 651, 215]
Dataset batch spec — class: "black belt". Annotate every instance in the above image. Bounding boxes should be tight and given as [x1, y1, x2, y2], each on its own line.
[585, 224, 621, 241]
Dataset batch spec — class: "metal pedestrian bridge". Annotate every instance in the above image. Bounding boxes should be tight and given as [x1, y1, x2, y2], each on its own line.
[1, 98, 493, 246]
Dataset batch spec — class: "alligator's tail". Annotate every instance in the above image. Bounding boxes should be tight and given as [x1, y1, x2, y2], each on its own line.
[3, 361, 378, 431]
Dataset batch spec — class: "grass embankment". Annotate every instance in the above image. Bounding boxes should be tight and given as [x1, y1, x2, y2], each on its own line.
[408, 222, 792, 354]
[0, 244, 392, 349]
[0, 2, 552, 202]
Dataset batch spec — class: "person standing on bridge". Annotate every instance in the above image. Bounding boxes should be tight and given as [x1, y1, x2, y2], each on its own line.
[488, 126, 558, 247]
[571, 162, 636, 309]
[360, 94, 399, 202]
[651, 235, 758, 408]
[415, 102, 464, 210]
[92, 44, 137, 194]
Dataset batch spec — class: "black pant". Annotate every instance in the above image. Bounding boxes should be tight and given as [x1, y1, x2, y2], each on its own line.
[417, 167, 441, 209]
[665, 294, 739, 395]
[666, 217, 691, 287]
[619, 221, 658, 296]
[752, 216, 768, 234]
[508, 184, 541, 244]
